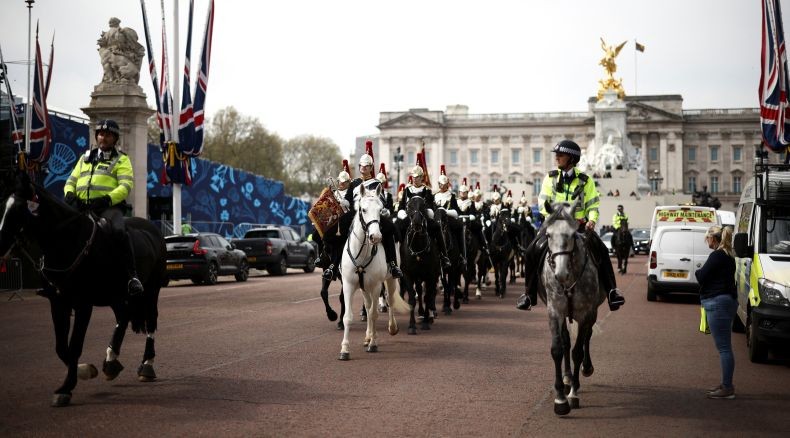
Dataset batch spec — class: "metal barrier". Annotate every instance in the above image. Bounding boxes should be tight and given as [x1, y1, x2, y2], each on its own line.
[0, 258, 23, 301]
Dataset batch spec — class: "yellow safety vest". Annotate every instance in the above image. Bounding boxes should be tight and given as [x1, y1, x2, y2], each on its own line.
[538, 168, 600, 222]
[612, 212, 629, 229]
[63, 148, 134, 206]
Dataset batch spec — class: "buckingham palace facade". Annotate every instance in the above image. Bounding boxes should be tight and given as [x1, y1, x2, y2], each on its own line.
[371, 95, 768, 209]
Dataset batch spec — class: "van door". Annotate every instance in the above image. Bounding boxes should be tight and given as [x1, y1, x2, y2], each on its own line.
[656, 229, 696, 284]
[692, 229, 714, 278]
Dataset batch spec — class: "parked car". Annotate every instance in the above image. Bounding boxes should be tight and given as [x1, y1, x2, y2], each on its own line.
[630, 228, 650, 255]
[231, 226, 316, 275]
[165, 233, 249, 286]
[647, 225, 712, 301]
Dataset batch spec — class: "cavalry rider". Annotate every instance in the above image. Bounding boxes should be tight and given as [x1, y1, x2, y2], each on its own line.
[347, 142, 403, 279]
[612, 204, 629, 231]
[376, 163, 395, 214]
[396, 164, 452, 269]
[516, 139, 626, 312]
[63, 119, 143, 296]
[315, 164, 352, 280]
[434, 165, 464, 262]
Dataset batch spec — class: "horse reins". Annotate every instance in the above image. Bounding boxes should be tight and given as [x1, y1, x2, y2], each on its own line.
[546, 233, 589, 322]
[345, 206, 380, 290]
[405, 214, 430, 259]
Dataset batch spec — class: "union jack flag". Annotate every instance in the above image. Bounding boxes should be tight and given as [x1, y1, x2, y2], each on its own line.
[140, 0, 164, 146]
[191, 0, 214, 157]
[178, 0, 196, 155]
[760, 0, 790, 153]
[28, 24, 51, 165]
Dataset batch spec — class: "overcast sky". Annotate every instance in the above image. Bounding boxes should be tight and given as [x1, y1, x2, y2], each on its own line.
[0, 0, 779, 157]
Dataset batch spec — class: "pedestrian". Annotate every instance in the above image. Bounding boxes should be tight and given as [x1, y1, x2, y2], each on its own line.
[695, 225, 737, 399]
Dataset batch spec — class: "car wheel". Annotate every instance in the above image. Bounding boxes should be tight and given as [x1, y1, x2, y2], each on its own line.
[235, 260, 249, 282]
[268, 255, 287, 276]
[747, 312, 769, 363]
[303, 254, 316, 273]
[647, 282, 657, 302]
[204, 262, 219, 285]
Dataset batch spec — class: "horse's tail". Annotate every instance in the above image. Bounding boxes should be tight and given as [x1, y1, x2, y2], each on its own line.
[387, 280, 412, 314]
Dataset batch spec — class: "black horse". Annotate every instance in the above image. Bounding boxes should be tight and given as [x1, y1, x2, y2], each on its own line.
[434, 208, 464, 315]
[396, 197, 440, 333]
[488, 212, 513, 298]
[611, 222, 634, 274]
[459, 215, 481, 304]
[0, 174, 166, 407]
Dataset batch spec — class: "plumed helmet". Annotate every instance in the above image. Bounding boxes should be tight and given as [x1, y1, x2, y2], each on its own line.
[437, 164, 448, 185]
[503, 190, 513, 205]
[409, 165, 424, 177]
[520, 191, 528, 205]
[378, 163, 389, 188]
[552, 139, 582, 163]
[376, 172, 386, 184]
[95, 119, 121, 138]
[337, 170, 350, 183]
[459, 177, 469, 193]
[359, 154, 373, 166]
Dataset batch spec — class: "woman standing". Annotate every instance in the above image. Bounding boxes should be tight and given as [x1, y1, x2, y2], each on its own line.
[695, 225, 738, 399]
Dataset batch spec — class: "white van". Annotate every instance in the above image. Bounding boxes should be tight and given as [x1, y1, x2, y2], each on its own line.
[733, 163, 790, 363]
[647, 225, 713, 301]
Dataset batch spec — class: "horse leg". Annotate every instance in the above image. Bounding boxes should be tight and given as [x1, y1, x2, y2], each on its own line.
[549, 317, 570, 415]
[561, 320, 572, 393]
[453, 271, 462, 309]
[137, 334, 157, 382]
[320, 277, 338, 321]
[378, 284, 388, 313]
[442, 273, 452, 315]
[362, 290, 374, 347]
[385, 279, 400, 336]
[339, 279, 356, 361]
[337, 286, 346, 330]
[102, 313, 129, 381]
[509, 259, 516, 284]
[404, 279, 418, 335]
[365, 290, 379, 353]
[49, 296, 71, 366]
[568, 322, 594, 409]
[582, 323, 595, 377]
[52, 304, 93, 407]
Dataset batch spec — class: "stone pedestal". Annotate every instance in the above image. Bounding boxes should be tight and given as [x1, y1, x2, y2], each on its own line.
[592, 89, 628, 155]
[82, 83, 154, 219]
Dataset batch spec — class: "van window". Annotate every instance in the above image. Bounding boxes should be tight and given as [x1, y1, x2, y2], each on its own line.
[765, 207, 790, 254]
[692, 232, 712, 255]
[737, 202, 753, 234]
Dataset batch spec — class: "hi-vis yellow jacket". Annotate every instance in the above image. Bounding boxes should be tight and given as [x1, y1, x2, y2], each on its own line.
[63, 148, 134, 206]
[612, 212, 629, 229]
[538, 167, 600, 223]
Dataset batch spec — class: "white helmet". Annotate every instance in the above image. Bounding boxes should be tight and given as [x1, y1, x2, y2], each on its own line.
[359, 154, 373, 166]
[376, 172, 386, 184]
[409, 165, 424, 177]
[437, 174, 449, 185]
[492, 191, 501, 201]
[337, 170, 350, 183]
[459, 184, 469, 193]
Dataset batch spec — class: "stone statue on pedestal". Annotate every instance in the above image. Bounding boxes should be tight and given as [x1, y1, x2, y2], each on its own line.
[97, 17, 145, 85]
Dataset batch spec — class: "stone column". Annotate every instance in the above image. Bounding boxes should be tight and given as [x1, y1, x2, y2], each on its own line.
[82, 83, 154, 219]
[659, 133, 668, 193]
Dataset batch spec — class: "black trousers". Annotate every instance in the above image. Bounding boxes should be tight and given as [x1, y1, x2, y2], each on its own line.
[524, 224, 615, 303]
[99, 206, 138, 279]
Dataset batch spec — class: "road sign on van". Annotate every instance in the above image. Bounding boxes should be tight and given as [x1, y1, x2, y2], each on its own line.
[650, 205, 720, 239]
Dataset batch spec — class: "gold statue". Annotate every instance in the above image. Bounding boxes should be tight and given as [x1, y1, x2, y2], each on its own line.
[597, 38, 627, 100]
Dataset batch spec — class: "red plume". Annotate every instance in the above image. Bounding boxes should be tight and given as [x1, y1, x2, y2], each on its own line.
[408, 175, 414, 185]
[493, 184, 498, 192]
[342, 159, 352, 178]
[420, 142, 431, 186]
[398, 183, 405, 193]
[507, 190, 512, 197]
[379, 163, 389, 188]
[475, 181, 480, 190]
[440, 164, 446, 176]
[462, 177, 467, 186]
[415, 152, 422, 167]
[365, 140, 374, 164]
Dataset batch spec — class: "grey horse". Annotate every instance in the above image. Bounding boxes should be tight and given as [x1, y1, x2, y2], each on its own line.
[538, 200, 606, 416]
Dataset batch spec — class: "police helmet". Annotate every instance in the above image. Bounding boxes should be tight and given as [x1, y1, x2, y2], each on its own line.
[552, 140, 581, 164]
[95, 119, 121, 138]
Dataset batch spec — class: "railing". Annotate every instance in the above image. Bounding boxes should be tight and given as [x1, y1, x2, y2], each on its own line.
[447, 111, 590, 121]
[683, 108, 759, 117]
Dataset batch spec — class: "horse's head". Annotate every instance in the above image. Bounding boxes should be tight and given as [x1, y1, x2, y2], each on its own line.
[356, 183, 383, 245]
[406, 196, 426, 233]
[543, 201, 581, 285]
[492, 210, 510, 243]
[0, 173, 36, 259]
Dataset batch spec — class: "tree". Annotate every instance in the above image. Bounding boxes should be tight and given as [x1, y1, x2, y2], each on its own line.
[283, 135, 343, 196]
[201, 106, 285, 182]
[146, 115, 161, 145]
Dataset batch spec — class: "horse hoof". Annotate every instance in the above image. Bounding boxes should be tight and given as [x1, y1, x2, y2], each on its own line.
[137, 363, 157, 382]
[442, 307, 452, 315]
[453, 300, 461, 310]
[389, 326, 399, 336]
[554, 401, 571, 416]
[360, 315, 367, 322]
[421, 323, 431, 331]
[569, 397, 580, 409]
[327, 309, 338, 322]
[77, 363, 98, 380]
[51, 393, 71, 408]
[102, 359, 124, 381]
[366, 345, 378, 353]
[582, 366, 594, 377]
[338, 352, 350, 361]
[363, 338, 371, 347]
[408, 327, 417, 335]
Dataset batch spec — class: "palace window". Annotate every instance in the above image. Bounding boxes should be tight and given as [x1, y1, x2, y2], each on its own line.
[407, 151, 415, 167]
[733, 146, 742, 162]
[449, 150, 458, 166]
[710, 145, 719, 162]
[511, 149, 520, 165]
[533, 149, 542, 164]
[470, 149, 479, 165]
[491, 149, 500, 165]
[688, 146, 696, 162]
[711, 175, 719, 193]
[733, 175, 742, 193]
[688, 176, 697, 193]
[533, 177, 542, 196]
[649, 147, 658, 161]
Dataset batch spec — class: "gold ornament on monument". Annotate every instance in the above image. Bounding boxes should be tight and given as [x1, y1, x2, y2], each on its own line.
[597, 38, 627, 100]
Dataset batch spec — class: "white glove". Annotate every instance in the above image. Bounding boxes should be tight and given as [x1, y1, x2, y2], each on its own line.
[469, 214, 476, 221]
[397, 210, 407, 220]
[340, 199, 350, 209]
[518, 206, 525, 214]
[447, 210, 459, 219]
[427, 208, 434, 220]
[380, 208, 390, 218]
[511, 218, 516, 223]
[485, 220, 491, 227]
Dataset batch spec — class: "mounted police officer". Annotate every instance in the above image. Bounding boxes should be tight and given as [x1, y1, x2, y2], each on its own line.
[347, 143, 403, 279]
[63, 119, 143, 296]
[396, 165, 451, 269]
[612, 204, 629, 230]
[516, 139, 625, 311]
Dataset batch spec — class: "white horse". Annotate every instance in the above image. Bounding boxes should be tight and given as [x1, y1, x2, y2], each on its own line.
[338, 184, 411, 361]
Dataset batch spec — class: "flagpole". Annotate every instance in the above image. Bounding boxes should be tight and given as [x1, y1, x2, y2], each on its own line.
[634, 38, 638, 95]
[24, 0, 34, 155]
[171, 0, 182, 235]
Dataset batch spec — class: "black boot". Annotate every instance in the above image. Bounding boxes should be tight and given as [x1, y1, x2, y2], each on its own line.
[382, 230, 403, 278]
[389, 261, 403, 279]
[322, 264, 335, 281]
[123, 234, 144, 296]
[128, 277, 144, 296]
[608, 288, 625, 311]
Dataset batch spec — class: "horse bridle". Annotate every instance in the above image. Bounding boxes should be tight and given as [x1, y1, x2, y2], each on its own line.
[345, 201, 381, 290]
[491, 217, 509, 251]
[546, 233, 589, 321]
[405, 209, 431, 258]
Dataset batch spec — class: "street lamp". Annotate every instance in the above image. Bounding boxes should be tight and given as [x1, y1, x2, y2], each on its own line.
[648, 169, 664, 194]
[393, 147, 404, 188]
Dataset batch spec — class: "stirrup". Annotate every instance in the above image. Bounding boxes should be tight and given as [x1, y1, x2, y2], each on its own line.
[516, 293, 532, 311]
[608, 288, 625, 310]
[128, 278, 144, 296]
[322, 265, 335, 281]
[389, 262, 403, 279]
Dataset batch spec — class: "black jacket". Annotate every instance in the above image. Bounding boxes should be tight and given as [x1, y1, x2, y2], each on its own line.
[695, 249, 736, 300]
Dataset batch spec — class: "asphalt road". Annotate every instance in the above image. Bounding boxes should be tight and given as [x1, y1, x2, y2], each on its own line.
[1, 256, 789, 437]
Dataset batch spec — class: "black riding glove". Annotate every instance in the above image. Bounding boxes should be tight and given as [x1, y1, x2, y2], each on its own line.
[89, 195, 112, 211]
[64, 192, 78, 206]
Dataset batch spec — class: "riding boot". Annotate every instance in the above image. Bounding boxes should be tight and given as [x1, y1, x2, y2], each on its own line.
[322, 264, 335, 281]
[592, 233, 625, 311]
[435, 232, 452, 269]
[383, 232, 403, 278]
[118, 233, 143, 296]
[516, 232, 546, 311]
